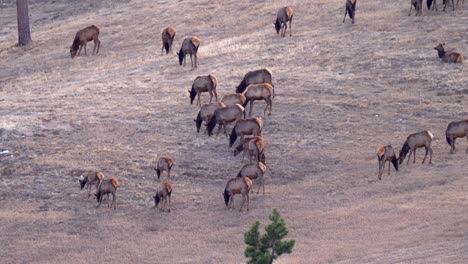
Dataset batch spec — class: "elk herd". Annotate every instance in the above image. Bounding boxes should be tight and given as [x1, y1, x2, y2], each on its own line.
[70, 2, 466, 212]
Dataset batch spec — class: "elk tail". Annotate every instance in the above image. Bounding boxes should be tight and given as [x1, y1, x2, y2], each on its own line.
[111, 179, 119, 188]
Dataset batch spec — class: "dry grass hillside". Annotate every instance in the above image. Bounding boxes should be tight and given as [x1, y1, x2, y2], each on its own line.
[1, 0, 467, 263]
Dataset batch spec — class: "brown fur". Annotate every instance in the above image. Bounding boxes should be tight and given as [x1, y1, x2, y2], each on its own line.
[399, 130, 434, 165]
[70, 25, 100, 59]
[274, 6, 293, 37]
[242, 83, 274, 117]
[189, 75, 218, 106]
[234, 136, 265, 163]
[445, 119, 468, 153]
[236, 162, 266, 194]
[161, 26, 176, 55]
[178, 36, 200, 68]
[155, 156, 174, 180]
[229, 117, 263, 147]
[207, 104, 245, 136]
[434, 43, 464, 63]
[78, 171, 105, 197]
[223, 177, 252, 211]
[221, 93, 247, 107]
[236, 68, 273, 94]
[154, 181, 172, 212]
[195, 102, 226, 133]
[96, 178, 118, 210]
[377, 145, 398, 180]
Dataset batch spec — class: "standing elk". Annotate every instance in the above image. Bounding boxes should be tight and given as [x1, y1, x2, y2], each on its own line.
[234, 136, 266, 163]
[243, 83, 274, 117]
[236, 68, 273, 95]
[70, 25, 101, 58]
[195, 102, 226, 133]
[377, 145, 399, 180]
[223, 177, 252, 211]
[434, 43, 464, 63]
[229, 118, 263, 147]
[155, 156, 174, 179]
[274, 6, 293, 37]
[177, 36, 200, 68]
[237, 162, 266, 194]
[79, 171, 105, 197]
[221, 93, 246, 107]
[189, 75, 218, 107]
[207, 104, 245, 136]
[343, 0, 358, 23]
[154, 181, 173, 212]
[96, 178, 119, 210]
[409, 0, 423, 16]
[399, 130, 434, 165]
[161, 27, 176, 55]
[446, 119, 468, 153]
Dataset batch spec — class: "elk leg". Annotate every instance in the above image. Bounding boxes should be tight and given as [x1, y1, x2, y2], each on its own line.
[452, 0, 455, 10]
[343, 8, 348, 22]
[167, 195, 171, 212]
[77, 45, 83, 56]
[378, 159, 382, 180]
[422, 146, 428, 163]
[249, 101, 254, 117]
[198, 92, 201, 107]
[413, 148, 417, 163]
[466, 136, 468, 153]
[246, 192, 250, 211]
[83, 43, 87, 56]
[239, 193, 246, 211]
[388, 160, 391, 175]
[429, 147, 433, 164]
[194, 54, 197, 68]
[190, 54, 193, 68]
[209, 90, 213, 103]
[409, 3, 413, 16]
[112, 193, 116, 210]
[289, 19, 292, 37]
[450, 137, 456, 153]
[216, 123, 222, 136]
[213, 89, 218, 102]
[266, 97, 273, 116]
[406, 149, 412, 165]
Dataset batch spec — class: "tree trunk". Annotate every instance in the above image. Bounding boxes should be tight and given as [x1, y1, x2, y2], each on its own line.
[17, 0, 32, 46]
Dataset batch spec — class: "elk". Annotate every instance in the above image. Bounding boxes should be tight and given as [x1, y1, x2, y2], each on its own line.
[96, 178, 119, 210]
[207, 104, 245, 136]
[233, 136, 266, 163]
[377, 145, 399, 180]
[70, 25, 100, 58]
[237, 162, 266, 194]
[223, 177, 252, 211]
[229, 118, 263, 147]
[221, 93, 246, 107]
[243, 83, 274, 117]
[195, 102, 226, 133]
[236, 68, 273, 95]
[274, 6, 293, 37]
[161, 27, 176, 55]
[79, 171, 105, 197]
[154, 156, 174, 179]
[446, 119, 468, 153]
[189, 75, 218, 107]
[343, 0, 358, 23]
[409, 0, 423, 16]
[177, 36, 200, 68]
[154, 181, 172, 212]
[399, 130, 434, 165]
[434, 43, 464, 63]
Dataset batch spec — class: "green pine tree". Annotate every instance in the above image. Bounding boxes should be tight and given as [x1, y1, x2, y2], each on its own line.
[244, 209, 295, 264]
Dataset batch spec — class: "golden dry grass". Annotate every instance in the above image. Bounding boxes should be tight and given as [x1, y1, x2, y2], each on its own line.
[1, 0, 467, 263]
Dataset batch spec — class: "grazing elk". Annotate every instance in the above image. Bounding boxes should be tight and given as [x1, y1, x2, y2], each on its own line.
[446, 119, 468, 154]
[195, 102, 226, 133]
[274, 6, 293, 37]
[229, 118, 263, 147]
[189, 75, 218, 107]
[154, 156, 174, 179]
[236, 68, 273, 95]
[79, 171, 105, 197]
[70, 25, 101, 58]
[434, 43, 464, 63]
[234, 136, 266, 163]
[96, 178, 119, 210]
[223, 177, 252, 211]
[409, 0, 423, 16]
[207, 104, 245, 136]
[343, 0, 358, 23]
[237, 162, 266, 195]
[399, 130, 434, 165]
[377, 145, 399, 180]
[154, 181, 172, 212]
[161, 27, 176, 55]
[243, 83, 274, 117]
[221, 93, 246, 107]
[177, 36, 200, 68]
